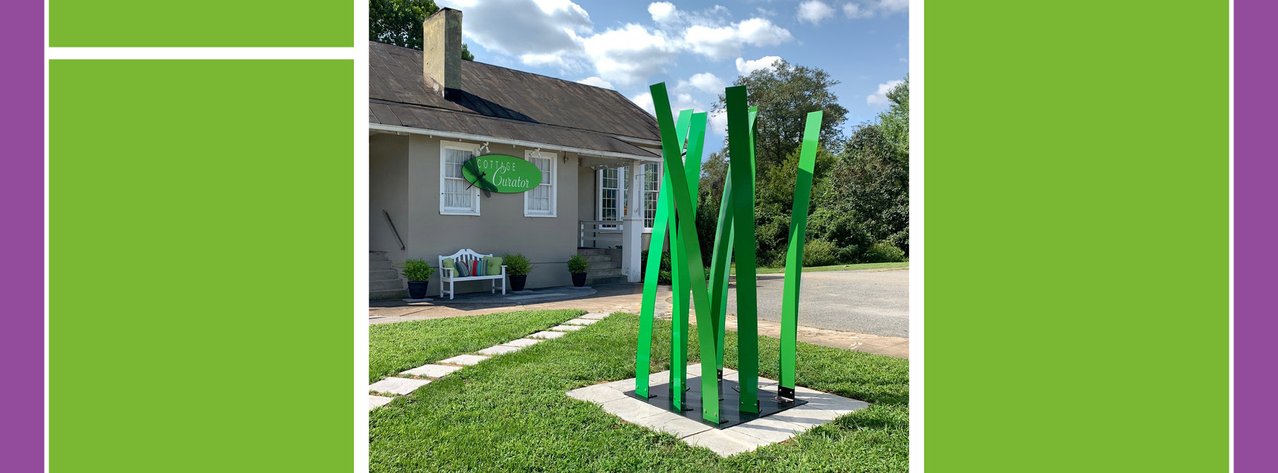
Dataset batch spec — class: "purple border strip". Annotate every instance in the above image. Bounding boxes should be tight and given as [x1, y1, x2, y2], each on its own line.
[0, 0, 42, 471]
[1237, 0, 1276, 470]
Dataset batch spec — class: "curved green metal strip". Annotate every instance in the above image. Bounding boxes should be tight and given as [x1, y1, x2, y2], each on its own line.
[779, 111, 824, 393]
[635, 109, 692, 398]
[707, 170, 733, 372]
[667, 109, 695, 407]
[650, 83, 720, 423]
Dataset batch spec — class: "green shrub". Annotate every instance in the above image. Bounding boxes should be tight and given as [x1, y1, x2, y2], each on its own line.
[567, 255, 589, 273]
[503, 253, 531, 276]
[641, 250, 673, 285]
[864, 241, 906, 262]
[401, 258, 434, 281]
[803, 239, 840, 267]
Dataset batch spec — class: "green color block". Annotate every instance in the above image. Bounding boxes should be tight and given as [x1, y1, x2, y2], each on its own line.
[50, 0, 352, 46]
[927, 1, 1227, 470]
[779, 111, 823, 392]
[725, 86, 760, 414]
[50, 60, 353, 471]
[650, 83, 720, 423]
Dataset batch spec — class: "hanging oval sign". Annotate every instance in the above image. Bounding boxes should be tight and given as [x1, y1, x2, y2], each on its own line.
[461, 154, 543, 193]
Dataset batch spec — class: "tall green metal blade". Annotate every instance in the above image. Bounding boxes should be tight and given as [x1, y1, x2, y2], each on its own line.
[650, 83, 720, 424]
[725, 86, 760, 414]
[707, 167, 733, 373]
[779, 111, 823, 396]
[668, 109, 693, 408]
[636, 109, 692, 398]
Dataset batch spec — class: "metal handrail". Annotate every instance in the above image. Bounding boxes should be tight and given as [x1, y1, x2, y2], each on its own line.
[383, 209, 406, 251]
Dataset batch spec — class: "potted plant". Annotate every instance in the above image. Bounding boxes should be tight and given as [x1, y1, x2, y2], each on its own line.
[504, 253, 531, 291]
[401, 258, 434, 299]
[567, 255, 589, 287]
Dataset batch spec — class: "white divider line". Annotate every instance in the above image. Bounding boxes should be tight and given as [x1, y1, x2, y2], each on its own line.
[47, 47, 356, 61]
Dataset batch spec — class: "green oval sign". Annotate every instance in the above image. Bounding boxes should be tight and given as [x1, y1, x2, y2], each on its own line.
[461, 154, 543, 193]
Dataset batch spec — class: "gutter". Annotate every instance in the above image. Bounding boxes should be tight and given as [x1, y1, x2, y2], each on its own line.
[369, 123, 662, 163]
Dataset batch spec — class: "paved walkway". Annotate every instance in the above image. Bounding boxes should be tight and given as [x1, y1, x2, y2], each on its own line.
[369, 312, 613, 410]
[370, 272, 909, 359]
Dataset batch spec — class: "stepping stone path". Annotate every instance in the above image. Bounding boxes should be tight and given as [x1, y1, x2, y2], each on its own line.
[369, 312, 614, 411]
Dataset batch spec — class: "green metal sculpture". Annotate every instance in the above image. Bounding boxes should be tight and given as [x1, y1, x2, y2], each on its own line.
[633, 81, 822, 426]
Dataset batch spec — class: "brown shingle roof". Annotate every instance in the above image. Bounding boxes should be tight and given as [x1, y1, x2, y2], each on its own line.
[369, 41, 660, 157]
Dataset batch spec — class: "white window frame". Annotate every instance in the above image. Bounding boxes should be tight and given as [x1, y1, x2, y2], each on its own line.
[439, 140, 481, 216]
[597, 167, 625, 230]
[523, 150, 557, 217]
[642, 162, 661, 232]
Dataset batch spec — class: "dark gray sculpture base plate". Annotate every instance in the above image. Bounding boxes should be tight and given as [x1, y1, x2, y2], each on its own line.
[624, 376, 807, 429]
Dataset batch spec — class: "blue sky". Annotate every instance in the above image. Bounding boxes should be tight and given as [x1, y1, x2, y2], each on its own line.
[440, 0, 908, 154]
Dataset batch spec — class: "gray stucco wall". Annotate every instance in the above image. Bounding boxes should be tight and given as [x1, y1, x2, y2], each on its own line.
[370, 133, 582, 293]
[370, 134, 409, 256]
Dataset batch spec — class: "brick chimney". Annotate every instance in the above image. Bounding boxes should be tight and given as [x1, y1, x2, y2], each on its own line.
[422, 8, 462, 96]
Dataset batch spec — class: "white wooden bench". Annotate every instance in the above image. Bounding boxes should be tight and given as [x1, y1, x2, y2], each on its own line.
[438, 249, 507, 300]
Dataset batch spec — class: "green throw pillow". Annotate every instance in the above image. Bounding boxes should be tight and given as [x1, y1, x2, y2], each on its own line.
[486, 257, 503, 275]
[442, 258, 454, 276]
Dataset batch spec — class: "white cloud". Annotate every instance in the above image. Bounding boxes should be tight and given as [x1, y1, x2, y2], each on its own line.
[582, 23, 678, 87]
[843, 0, 908, 19]
[447, 0, 591, 64]
[647, 2, 678, 23]
[708, 109, 729, 135]
[684, 18, 792, 60]
[877, 0, 909, 14]
[867, 79, 905, 106]
[630, 91, 655, 115]
[576, 76, 614, 89]
[735, 55, 782, 75]
[842, 3, 872, 19]
[797, 0, 835, 24]
[686, 72, 725, 94]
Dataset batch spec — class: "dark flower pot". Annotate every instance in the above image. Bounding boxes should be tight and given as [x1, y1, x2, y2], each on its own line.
[407, 280, 429, 299]
[571, 272, 587, 287]
[509, 274, 528, 292]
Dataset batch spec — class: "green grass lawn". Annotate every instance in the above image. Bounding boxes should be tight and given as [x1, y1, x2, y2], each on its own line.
[368, 309, 581, 383]
[370, 311, 908, 471]
[737, 261, 909, 275]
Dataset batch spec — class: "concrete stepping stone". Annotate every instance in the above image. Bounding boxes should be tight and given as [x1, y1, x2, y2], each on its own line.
[477, 344, 522, 356]
[369, 377, 431, 396]
[563, 318, 599, 326]
[502, 338, 542, 347]
[400, 363, 461, 379]
[529, 330, 566, 340]
[369, 395, 394, 410]
[551, 324, 584, 332]
[580, 312, 609, 320]
[439, 354, 488, 366]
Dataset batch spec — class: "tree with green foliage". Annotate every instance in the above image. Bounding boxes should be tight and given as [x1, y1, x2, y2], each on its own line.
[370, 0, 475, 60]
[714, 60, 848, 174]
[699, 73, 908, 266]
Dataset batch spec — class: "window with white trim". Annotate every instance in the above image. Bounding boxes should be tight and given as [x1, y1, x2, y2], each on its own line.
[524, 150, 556, 217]
[643, 163, 660, 229]
[597, 167, 625, 229]
[439, 141, 480, 215]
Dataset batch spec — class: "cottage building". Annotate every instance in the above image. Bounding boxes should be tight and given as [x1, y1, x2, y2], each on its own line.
[369, 8, 664, 298]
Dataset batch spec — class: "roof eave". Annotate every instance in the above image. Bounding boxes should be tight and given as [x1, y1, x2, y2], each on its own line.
[369, 123, 662, 163]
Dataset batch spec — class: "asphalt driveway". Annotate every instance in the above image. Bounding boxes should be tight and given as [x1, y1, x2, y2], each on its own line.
[727, 268, 909, 338]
